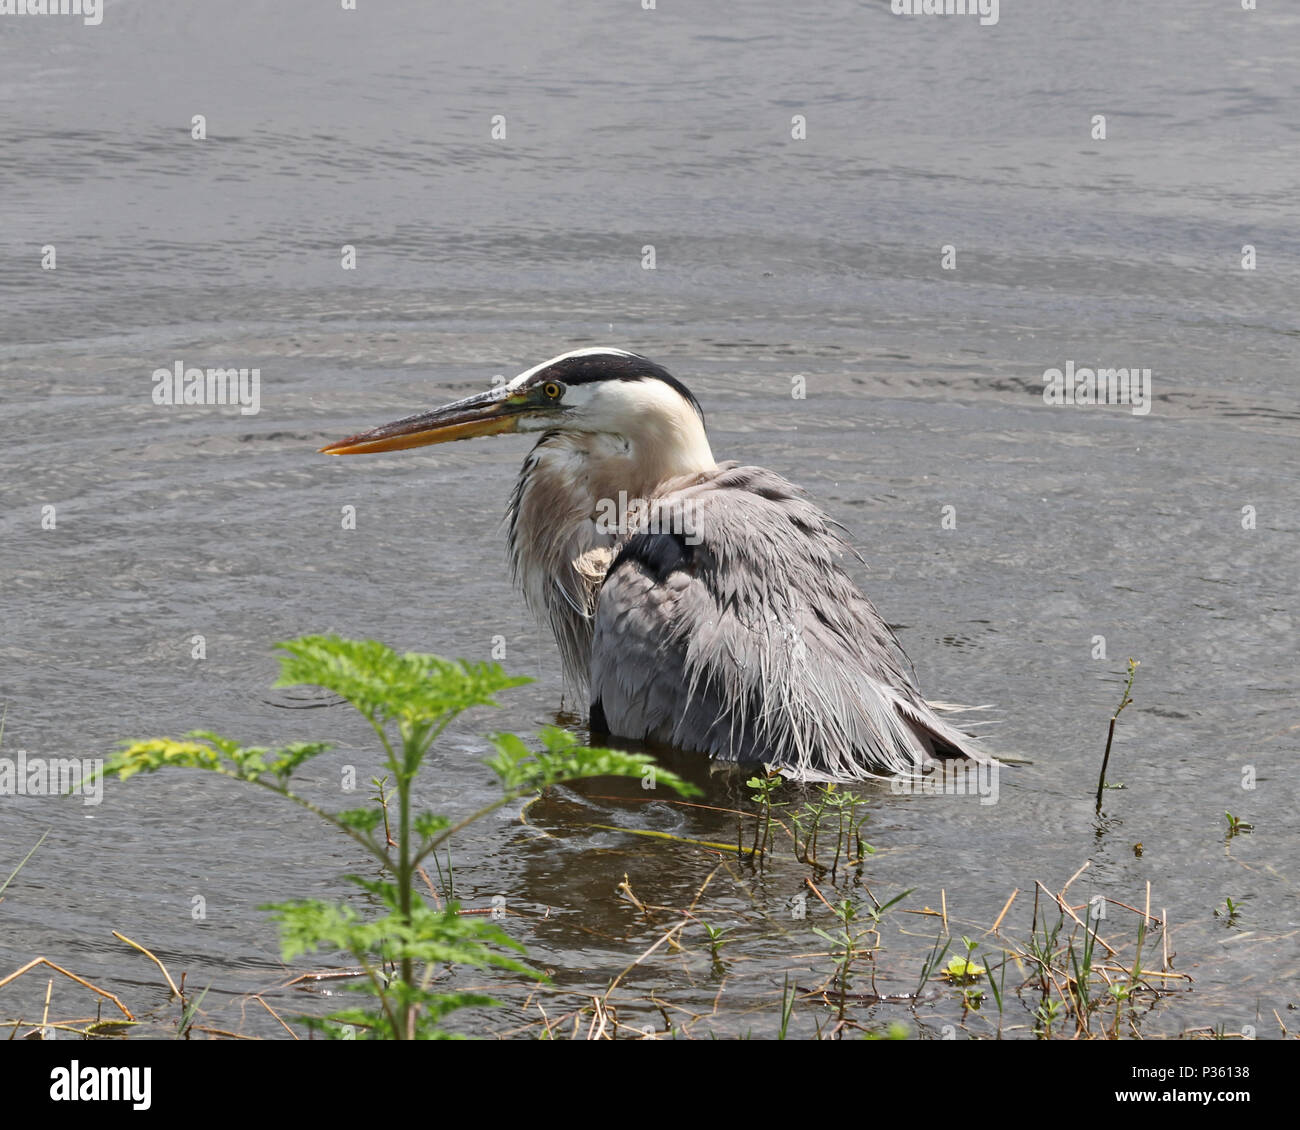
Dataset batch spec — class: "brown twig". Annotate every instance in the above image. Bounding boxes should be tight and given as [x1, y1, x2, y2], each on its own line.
[988, 888, 1020, 936]
[113, 931, 182, 997]
[251, 994, 298, 1039]
[0, 958, 133, 1019]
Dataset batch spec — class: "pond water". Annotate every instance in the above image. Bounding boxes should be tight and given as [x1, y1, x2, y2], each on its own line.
[1, 0, 1296, 1038]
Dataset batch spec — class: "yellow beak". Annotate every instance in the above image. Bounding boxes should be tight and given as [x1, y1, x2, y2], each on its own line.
[320, 387, 527, 455]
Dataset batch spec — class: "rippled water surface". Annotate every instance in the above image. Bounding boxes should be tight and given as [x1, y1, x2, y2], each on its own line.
[1, 1, 1297, 1038]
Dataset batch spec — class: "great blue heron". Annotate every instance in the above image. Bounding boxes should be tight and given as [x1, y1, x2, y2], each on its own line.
[321, 348, 990, 781]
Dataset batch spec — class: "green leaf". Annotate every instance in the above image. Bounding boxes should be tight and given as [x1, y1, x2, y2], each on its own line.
[273, 635, 529, 729]
[863, 1022, 909, 1041]
[414, 812, 451, 840]
[812, 926, 851, 948]
[261, 896, 539, 980]
[97, 732, 332, 789]
[485, 727, 700, 799]
[334, 808, 386, 834]
[942, 955, 987, 982]
[268, 741, 333, 781]
[102, 738, 223, 782]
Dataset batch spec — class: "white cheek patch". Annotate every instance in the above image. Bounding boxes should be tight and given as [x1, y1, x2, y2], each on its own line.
[559, 383, 597, 409]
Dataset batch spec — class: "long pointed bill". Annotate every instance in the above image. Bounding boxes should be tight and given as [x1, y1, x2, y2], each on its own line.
[320, 386, 526, 455]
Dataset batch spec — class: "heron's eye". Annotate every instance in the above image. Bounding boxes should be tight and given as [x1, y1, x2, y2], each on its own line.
[543, 381, 563, 400]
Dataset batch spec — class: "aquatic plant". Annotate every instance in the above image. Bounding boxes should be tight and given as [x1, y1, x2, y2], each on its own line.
[746, 772, 785, 857]
[1094, 657, 1139, 811]
[1224, 812, 1253, 842]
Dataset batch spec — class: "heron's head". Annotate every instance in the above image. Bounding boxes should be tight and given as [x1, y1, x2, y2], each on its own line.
[320, 348, 716, 476]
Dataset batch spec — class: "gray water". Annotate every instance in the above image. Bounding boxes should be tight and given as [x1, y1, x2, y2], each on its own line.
[1, 0, 1297, 1039]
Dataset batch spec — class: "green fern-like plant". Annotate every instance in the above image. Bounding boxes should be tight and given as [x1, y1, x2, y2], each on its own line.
[89, 634, 698, 1039]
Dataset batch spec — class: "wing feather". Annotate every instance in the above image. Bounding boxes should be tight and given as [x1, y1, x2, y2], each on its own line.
[590, 464, 990, 780]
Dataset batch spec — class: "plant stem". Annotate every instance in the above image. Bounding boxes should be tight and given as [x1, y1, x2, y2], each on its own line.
[398, 744, 414, 1038]
[1095, 658, 1138, 812]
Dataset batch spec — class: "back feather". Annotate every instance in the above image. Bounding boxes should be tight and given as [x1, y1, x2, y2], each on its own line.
[589, 463, 993, 781]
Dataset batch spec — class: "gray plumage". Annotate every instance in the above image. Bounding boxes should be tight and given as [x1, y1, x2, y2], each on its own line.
[323, 347, 990, 782]
[587, 464, 986, 781]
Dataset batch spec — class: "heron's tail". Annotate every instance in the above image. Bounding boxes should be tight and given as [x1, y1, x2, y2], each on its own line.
[902, 700, 1001, 765]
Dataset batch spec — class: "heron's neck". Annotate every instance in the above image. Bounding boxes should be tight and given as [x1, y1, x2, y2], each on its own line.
[507, 422, 716, 692]
[596, 418, 717, 500]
